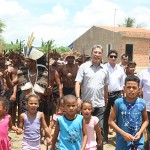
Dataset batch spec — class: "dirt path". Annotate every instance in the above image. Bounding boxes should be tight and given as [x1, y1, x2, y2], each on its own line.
[9, 130, 116, 150]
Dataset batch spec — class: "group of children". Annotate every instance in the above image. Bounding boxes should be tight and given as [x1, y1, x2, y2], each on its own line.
[0, 75, 149, 150]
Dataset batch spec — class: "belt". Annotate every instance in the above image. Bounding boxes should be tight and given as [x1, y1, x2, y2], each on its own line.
[108, 90, 121, 95]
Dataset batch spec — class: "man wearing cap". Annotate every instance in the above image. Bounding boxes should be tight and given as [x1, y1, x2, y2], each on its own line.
[59, 51, 79, 95]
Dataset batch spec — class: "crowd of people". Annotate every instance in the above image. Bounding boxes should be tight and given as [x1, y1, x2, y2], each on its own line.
[0, 39, 150, 150]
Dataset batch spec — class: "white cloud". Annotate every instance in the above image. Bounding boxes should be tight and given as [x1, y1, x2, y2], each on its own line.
[40, 5, 69, 26]
[74, 0, 120, 27]
[128, 6, 150, 28]
[1, 0, 150, 47]
[73, 0, 150, 39]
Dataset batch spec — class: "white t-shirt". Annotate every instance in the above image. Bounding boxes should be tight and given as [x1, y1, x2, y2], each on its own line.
[139, 68, 150, 112]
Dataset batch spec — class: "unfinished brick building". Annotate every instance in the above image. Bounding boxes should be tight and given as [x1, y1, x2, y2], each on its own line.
[70, 26, 150, 71]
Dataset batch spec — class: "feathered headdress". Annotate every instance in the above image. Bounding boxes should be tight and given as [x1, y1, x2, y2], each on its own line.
[23, 33, 44, 60]
[61, 50, 80, 60]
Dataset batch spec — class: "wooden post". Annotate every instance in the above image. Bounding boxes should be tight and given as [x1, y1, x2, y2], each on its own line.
[46, 42, 51, 150]
[46, 41, 51, 126]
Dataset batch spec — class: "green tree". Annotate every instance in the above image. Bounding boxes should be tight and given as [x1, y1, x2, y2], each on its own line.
[56, 46, 70, 54]
[40, 39, 56, 52]
[0, 19, 6, 41]
[118, 17, 145, 28]
[118, 17, 135, 27]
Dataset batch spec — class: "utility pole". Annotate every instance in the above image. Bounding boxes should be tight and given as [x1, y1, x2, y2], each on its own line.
[114, 9, 117, 27]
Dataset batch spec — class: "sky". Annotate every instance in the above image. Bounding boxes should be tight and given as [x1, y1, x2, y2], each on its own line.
[0, 0, 150, 47]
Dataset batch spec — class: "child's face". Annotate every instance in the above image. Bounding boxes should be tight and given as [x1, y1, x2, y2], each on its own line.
[64, 99, 77, 116]
[126, 65, 135, 75]
[124, 81, 139, 100]
[27, 97, 39, 114]
[81, 103, 93, 118]
[0, 102, 6, 116]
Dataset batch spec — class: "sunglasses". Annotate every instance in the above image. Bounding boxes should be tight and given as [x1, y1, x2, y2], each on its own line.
[109, 55, 117, 58]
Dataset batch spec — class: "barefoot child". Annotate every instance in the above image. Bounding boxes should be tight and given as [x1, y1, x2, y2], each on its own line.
[52, 94, 88, 150]
[17, 94, 51, 150]
[0, 96, 18, 150]
[109, 75, 149, 150]
[81, 100, 102, 150]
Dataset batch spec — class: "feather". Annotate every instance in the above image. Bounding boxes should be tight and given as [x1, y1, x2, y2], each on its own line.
[27, 46, 33, 57]
[26, 32, 35, 57]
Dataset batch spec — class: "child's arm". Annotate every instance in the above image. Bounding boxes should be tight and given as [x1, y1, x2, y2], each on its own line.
[49, 120, 56, 134]
[8, 115, 18, 132]
[94, 123, 102, 147]
[52, 121, 59, 150]
[44, 118, 56, 145]
[81, 119, 88, 150]
[134, 107, 149, 141]
[108, 105, 134, 142]
[16, 113, 24, 134]
[40, 112, 51, 138]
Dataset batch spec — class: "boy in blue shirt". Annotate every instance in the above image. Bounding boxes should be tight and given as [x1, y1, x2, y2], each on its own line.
[52, 94, 88, 150]
[108, 75, 149, 150]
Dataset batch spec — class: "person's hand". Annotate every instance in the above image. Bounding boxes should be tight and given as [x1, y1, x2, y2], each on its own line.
[4, 69, 11, 78]
[16, 128, 23, 135]
[77, 97, 82, 112]
[133, 131, 141, 141]
[44, 137, 51, 146]
[47, 86, 52, 93]
[123, 132, 134, 142]
[97, 138, 102, 147]
[10, 94, 16, 102]
[77, 97, 82, 107]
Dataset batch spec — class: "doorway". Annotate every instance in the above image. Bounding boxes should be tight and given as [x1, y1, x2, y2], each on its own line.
[125, 44, 133, 61]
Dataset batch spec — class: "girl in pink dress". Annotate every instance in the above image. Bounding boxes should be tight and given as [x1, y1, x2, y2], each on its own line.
[0, 97, 18, 150]
[81, 100, 102, 150]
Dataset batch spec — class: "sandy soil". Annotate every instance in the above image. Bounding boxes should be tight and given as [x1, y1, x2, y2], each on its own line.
[9, 130, 116, 150]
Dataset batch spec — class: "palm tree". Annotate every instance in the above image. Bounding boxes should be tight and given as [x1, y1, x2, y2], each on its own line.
[40, 39, 56, 52]
[118, 17, 145, 28]
[10, 39, 25, 52]
[118, 17, 135, 27]
[124, 17, 135, 27]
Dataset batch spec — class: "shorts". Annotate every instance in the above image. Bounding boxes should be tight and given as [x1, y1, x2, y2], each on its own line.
[22, 138, 40, 150]
[85, 146, 97, 150]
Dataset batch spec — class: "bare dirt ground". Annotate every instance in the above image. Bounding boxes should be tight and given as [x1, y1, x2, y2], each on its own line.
[9, 129, 116, 150]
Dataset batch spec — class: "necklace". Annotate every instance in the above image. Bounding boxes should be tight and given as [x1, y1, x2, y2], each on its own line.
[66, 65, 73, 77]
[28, 66, 38, 94]
[28, 70, 37, 77]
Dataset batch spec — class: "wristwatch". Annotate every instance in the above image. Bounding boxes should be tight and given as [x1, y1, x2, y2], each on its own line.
[76, 96, 80, 99]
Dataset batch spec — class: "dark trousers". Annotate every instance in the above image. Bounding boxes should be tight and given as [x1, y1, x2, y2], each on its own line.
[144, 111, 150, 150]
[92, 107, 105, 150]
[103, 92, 122, 141]
[63, 87, 75, 96]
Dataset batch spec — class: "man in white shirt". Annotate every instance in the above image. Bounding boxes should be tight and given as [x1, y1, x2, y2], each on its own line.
[139, 60, 150, 149]
[103, 49, 126, 143]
